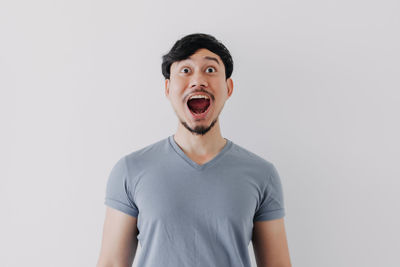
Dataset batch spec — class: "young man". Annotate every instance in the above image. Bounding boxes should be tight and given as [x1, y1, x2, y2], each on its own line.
[97, 33, 292, 267]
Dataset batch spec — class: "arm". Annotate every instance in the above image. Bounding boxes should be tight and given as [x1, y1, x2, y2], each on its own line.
[252, 218, 292, 267]
[96, 207, 139, 267]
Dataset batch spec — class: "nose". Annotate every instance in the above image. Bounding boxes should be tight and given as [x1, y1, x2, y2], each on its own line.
[189, 70, 208, 88]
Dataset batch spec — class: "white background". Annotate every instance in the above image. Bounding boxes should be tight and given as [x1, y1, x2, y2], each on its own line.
[1, 0, 399, 266]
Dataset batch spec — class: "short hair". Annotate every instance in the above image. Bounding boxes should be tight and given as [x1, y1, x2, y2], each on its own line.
[161, 33, 234, 80]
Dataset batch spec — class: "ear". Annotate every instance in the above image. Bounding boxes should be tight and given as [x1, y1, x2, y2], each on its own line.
[226, 78, 233, 98]
[165, 79, 170, 98]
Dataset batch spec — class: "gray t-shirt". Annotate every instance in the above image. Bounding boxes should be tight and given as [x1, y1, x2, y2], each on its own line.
[104, 135, 286, 267]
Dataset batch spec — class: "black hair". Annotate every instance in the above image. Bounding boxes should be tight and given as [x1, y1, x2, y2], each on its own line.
[161, 33, 233, 80]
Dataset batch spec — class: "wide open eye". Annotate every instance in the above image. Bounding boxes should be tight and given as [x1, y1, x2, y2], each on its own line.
[181, 67, 190, 73]
[206, 67, 216, 73]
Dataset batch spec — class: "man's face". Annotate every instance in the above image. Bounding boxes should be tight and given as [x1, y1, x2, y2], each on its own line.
[165, 48, 233, 136]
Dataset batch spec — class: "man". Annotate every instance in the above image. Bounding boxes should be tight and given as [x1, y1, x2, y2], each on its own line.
[97, 33, 292, 267]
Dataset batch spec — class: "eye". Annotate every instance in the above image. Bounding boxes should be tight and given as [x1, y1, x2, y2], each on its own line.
[206, 67, 216, 73]
[180, 67, 190, 73]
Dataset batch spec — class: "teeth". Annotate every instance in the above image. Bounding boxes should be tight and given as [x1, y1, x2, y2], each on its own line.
[189, 94, 210, 100]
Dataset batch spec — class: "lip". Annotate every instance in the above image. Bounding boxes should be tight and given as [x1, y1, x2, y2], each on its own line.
[186, 91, 212, 101]
[186, 97, 212, 120]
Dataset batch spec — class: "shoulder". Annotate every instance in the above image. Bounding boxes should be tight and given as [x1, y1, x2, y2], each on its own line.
[228, 141, 277, 176]
[111, 136, 170, 177]
[125, 136, 169, 162]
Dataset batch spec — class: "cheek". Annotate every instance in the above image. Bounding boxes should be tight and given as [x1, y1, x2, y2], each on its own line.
[170, 79, 187, 94]
[170, 92, 185, 109]
[171, 75, 186, 85]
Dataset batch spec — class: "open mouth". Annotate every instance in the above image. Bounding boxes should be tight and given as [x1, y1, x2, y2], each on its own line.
[187, 95, 211, 115]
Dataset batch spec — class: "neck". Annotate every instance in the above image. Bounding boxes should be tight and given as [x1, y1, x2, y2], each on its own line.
[173, 120, 227, 157]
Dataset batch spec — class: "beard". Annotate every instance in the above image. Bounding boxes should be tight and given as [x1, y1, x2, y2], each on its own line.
[171, 101, 225, 136]
[180, 116, 218, 136]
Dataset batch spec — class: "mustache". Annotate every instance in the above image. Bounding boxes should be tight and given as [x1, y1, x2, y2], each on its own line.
[184, 88, 215, 102]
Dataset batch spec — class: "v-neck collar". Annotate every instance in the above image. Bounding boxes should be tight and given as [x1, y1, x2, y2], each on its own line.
[168, 134, 233, 171]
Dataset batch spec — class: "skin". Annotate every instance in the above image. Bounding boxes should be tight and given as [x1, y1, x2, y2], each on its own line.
[252, 218, 292, 267]
[97, 48, 292, 267]
[165, 48, 233, 164]
[97, 207, 138, 267]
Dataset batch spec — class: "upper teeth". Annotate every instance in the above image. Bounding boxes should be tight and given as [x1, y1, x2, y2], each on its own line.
[189, 94, 209, 100]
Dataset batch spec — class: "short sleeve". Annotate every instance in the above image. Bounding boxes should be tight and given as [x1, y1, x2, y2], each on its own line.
[253, 164, 286, 222]
[104, 156, 139, 218]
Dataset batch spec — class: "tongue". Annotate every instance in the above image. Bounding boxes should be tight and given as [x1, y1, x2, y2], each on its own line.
[187, 98, 210, 114]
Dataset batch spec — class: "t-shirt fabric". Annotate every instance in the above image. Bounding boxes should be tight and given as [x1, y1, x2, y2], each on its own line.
[104, 135, 286, 267]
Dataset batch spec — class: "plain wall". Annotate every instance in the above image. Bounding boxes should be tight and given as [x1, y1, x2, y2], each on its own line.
[1, 0, 399, 266]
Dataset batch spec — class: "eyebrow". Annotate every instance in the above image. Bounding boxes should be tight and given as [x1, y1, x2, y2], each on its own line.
[203, 56, 220, 65]
[180, 56, 220, 66]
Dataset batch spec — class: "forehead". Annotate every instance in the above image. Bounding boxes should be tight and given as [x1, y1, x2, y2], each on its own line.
[174, 48, 222, 66]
